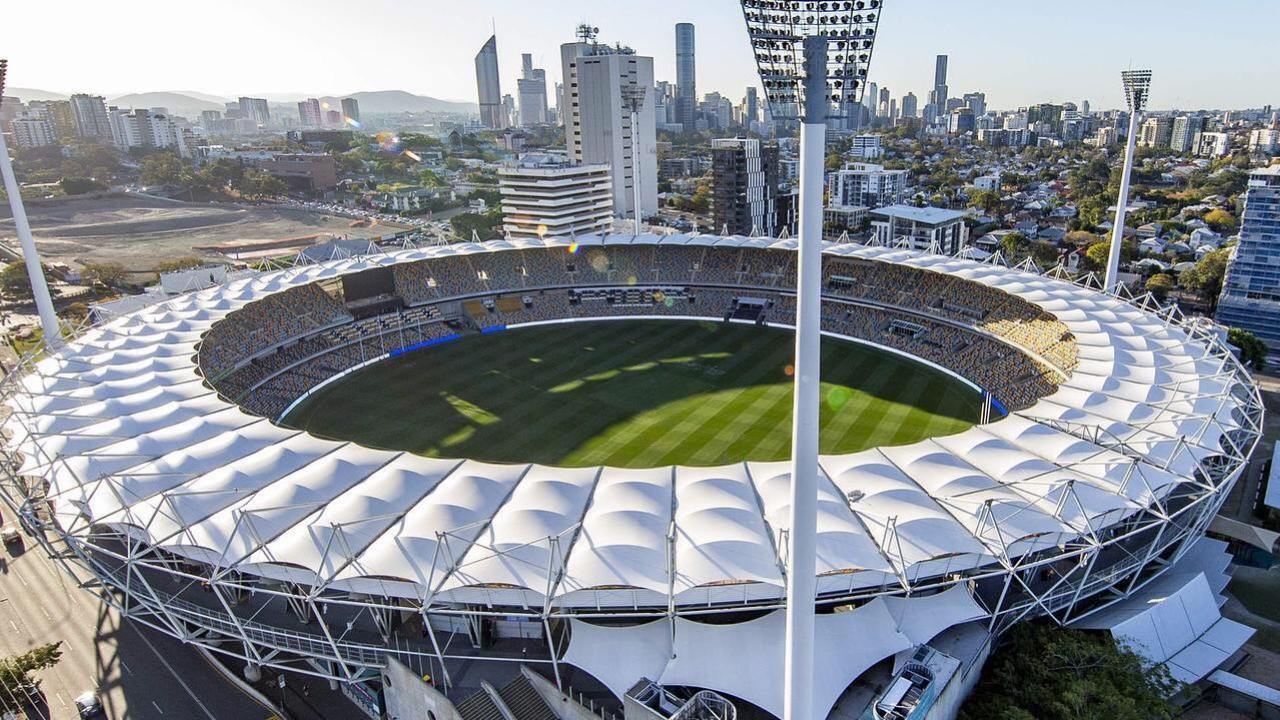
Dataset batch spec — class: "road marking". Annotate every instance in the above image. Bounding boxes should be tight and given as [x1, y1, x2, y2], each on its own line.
[120, 658, 132, 675]
[54, 691, 66, 707]
[40, 606, 50, 620]
[152, 700, 165, 714]
[7, 619, 17, 633]
[131, 625, 218, 720]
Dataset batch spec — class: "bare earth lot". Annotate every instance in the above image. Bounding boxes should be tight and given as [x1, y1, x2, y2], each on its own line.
[0, 194, 391, 271]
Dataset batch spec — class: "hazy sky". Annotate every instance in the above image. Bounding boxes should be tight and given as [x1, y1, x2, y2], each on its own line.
[6, 0, 1278, 111]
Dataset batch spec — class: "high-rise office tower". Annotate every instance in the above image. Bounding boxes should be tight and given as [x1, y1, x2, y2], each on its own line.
[237, 97, 271, 126]
[517, 53, 549, 126]
[864, 82, 878, 112]
[711, 138, 778, 236]
[297, 98, 323, 127]
[475, 35, 504, 129]
[1081, 100, 1091, 116]
[502, 94, 517, 128]
[878, 87, 890, 118]
[932, 55, 949, 117]
[1138, 116, 1173, 149]
[1217, 164, 1280, 357]
[963, 92, 986, 118]
[560, 28, 658, 219]
[69, 94, 111, 139]
[341, 98, 360, 124]
[745, 86, 759, 127]
[675, 23, 697, 132]
[1170, 115, 1206, 153]
[901, 92, 918, 119]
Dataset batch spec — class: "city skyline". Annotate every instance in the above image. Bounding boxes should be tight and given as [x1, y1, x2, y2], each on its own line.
[6, 0, 1279, 112]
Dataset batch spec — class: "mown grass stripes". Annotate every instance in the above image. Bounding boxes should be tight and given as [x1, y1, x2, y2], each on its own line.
[283, 320, 980, 468]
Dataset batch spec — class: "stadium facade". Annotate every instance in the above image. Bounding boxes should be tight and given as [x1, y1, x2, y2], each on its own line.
[0, 235, 1262, 719]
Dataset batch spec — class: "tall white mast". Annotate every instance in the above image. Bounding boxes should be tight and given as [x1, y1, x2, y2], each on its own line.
[1106, 70, 1152, 292]
[0, 60, 61, 346]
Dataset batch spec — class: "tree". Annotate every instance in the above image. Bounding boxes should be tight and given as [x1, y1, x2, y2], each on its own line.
[138, 152, 189, 188]
[1000, 232, 1030, 259]
[970, 189, 1003, 215]
[234, 169, 287, 198]
[1145, 273, 1174, 299]
[1180, 247, 1230, 312]
[0, 262, 52, 301]
[960, 623, 1180, 720]
[154, 257, 204, 274]
[1064, 230, 1102, 248]
[58, 177, 107, 195]
[0, 642, 63, 712]
[1228, 328, 1267, 371]
[450, 211, 503, 241]
[81, 261, 127, 288]
[1203, 208, 1238, 234]
[1084, 242, 1112, 271]
[1031, 240, 1062, 268]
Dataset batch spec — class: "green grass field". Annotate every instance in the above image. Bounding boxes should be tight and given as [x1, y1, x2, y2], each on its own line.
[282, 320, 981, 468]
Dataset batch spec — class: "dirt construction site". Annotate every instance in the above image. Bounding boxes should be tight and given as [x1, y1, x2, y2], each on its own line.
[0, 193, 395, 272]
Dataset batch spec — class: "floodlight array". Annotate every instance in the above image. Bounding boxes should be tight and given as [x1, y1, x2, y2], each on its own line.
[740, 1, 884, 120]
[1121, 70, 1153, 113]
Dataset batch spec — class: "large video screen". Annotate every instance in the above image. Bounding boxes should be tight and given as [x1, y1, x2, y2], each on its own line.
[341, 267, 396, 303]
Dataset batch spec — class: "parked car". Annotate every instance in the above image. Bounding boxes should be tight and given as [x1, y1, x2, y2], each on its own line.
[74, 691, 103, 718]
[1, 523, 21, 548]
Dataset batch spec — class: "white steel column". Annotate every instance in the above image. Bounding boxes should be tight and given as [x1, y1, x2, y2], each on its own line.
[784, 33, 827, 720]
[1105, 103, 1142, 291]
[0, 87, 61, 346]
[631, 106, 644, 234]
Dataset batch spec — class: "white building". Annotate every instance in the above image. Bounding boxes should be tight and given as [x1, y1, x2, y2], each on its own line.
[850, 134, 884, 160]
[499, 153, 614, 240]
[107, 108, 190, 157]
[1193, 131, 1230, 158]
[9, 113, 56, 148]
[560, 37, 658, 219]
[972, 173, 1001, 192]
[869, 204, 969, 254]
[1249, 128, 1279, 156]
[827, 163, 907, 210]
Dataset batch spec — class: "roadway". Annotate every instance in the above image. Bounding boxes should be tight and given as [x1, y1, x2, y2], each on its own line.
[0, 531, 282, 720]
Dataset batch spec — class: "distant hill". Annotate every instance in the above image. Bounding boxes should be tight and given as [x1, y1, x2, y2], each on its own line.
[3, 87, 475, 116]
[7, 87, 69, 102]
[107, 92, 225, 116]
[319, 90, 476, 115]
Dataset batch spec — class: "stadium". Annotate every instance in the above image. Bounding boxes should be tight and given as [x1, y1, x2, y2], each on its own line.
[0, 234, 1263, 720]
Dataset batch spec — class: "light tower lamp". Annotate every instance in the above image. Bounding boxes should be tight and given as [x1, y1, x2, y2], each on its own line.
[621, 83, 647, 234]
[737, 4, 884, 720]
[0, 59, 62, 347]
[1106, 69, 1152, 292]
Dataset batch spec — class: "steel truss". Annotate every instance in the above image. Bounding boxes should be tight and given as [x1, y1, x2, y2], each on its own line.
[0, 246, 1262, 698]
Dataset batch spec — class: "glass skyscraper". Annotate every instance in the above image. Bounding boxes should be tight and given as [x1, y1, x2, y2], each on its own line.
[1216, 164, 1280, 358]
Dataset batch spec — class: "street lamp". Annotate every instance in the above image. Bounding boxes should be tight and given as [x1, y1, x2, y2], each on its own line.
[1106, 69, 1152, 292]
[737, 6, 885, 720]
[0, 59, 62, 346]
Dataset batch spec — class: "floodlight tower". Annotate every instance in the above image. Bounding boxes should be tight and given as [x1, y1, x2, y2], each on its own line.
[1106, 69, 1152, 292]
[621, 84, 647, 234]
[738, 5, 884, 720]
[0, 60, 61, 347]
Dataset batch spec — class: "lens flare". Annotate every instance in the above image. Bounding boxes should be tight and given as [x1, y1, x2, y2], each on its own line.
[403, 149, 422, 162]
[568, 242, 580, 254]
[344, 116, 363, 129]
[826, 386, 853, 410]
[784, 364, 795, 377]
